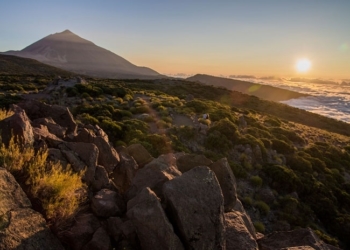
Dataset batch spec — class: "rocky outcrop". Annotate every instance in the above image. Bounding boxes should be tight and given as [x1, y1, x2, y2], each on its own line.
[126, 143, 153, 167]
[91, 189, 125, 217]
[176, 154, 212, 173]
[17, 99, 77, 135]
[163, 166, 226, 250]
[82, 227, 111, 250]
[0, 105, 34, 147]
[127, 187, 184, 250]
[257, 228, 331, 250]
[0, 168, 64, 250]
[209, 158, 237, 212]
[126, 153, 181, 200]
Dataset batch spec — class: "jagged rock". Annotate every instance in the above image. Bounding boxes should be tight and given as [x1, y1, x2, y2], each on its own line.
[225, 211, 258, 250]
[107, 217, 123, 242]
[111, 151, 139, 194]
[0, 168, 31, 214]
[17, 100, 77, 135]
[92, 165, 113, 191]
[82, 227, 111, 250]
[163, 166, 226, 250]
[47, 148, 67, 165]
[61, 142, 99, 183]
[60, 213, 100, 250]
[209, 158, 237, 212]
[32, 117, 67, 138]
[0, 105, 34, 147]
[61, 150, 86, 172]
[74, 128, 119, 172]
[119, 220, 139, 249]
[176, 154, 212, 173]
[257, 228, 330, 250]
[91, 189, 125, 217]
[233, 199, 257, 240]
[126, 153, 181, 200]
[0, 168, 64, 250]
[126, 144, 153, 168]
[32, 125, 63, 147]
[127, 187, 184, 250]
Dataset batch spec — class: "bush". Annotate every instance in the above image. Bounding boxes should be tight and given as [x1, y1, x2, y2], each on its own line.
[254, 200, 270, 215]
[254, 221, 265, 233]
[250, 175, 263, 188]
[271, 139, 295, 154]
[208, 118, 239, 141]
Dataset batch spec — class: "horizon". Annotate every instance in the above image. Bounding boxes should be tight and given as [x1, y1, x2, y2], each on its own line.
[0, 1, 349, 79]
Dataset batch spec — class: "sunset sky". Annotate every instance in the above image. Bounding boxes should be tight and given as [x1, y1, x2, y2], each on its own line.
[0, 0, 349, 78]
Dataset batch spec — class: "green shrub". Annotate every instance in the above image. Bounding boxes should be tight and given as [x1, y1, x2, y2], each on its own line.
[242, 196, 253, 207]
[254, 221, 265, 233]
[254, 200, 270, 215]
[250, 175, 263, 188]
[271, 139, 295, 154]
[208, 118, 239, 141]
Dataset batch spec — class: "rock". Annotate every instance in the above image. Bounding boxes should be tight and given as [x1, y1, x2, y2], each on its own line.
[32, 117, 67, 138]
[126, 143, 153, 167]
[127, 187, 184, 250]
[92, 165, 113, 191]
[47, 148, 67, 166]
[74, 128, 119, 172]
[106, 217, 123, 242]
[60, 213, 100, 250]
[0, 208, 64, 250]
[17, 100, 77, 135]
[257, 228, 330, 250]
[256, 188, 276, 204]
[233, 199, 257, 240]
[126, 154, 181, 200]
[225, 211, 258, 250]
[0, 168, 31, 214]
[176, 154, 212, 173]
[239, 115, 247, 128]
[163, 166, 225, 250]
[82, 227, 111, 250]
[0, 105, 34, 147]
[111, 151, 139, 194]
[209, 158, 237, 212]
[91, 189, 125, 217]
[61, 150, 87, 173]
[119, 220, 139, 249]
[32, 125, 63, 147]
[0, 168, 64, 250]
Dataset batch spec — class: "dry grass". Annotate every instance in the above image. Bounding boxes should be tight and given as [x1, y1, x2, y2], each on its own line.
[0, 108, 14, 120]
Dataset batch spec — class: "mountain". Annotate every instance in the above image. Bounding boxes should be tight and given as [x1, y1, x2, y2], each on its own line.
[187, 74, 308, 102]
[1, 30, 163, 79]
[0, 54, 76, 76]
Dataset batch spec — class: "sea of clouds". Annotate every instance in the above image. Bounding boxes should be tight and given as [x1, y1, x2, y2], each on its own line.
[231, 77, 350, 123]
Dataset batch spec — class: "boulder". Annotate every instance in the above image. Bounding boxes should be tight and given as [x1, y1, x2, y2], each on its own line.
[111, 151, 139, 194]
[126, 154, 181, 200]
[60, 150, 86, 173]
[233, 199, 257, 240]
[106, 217, 123, 242]
[91, 189, 125, 217]
[127, 187, 184, 250]
[126, 144, 153, 167]
[74, 128, 119, 172]
[119, 220, 139, 249]
[17, 100, 77, 135]
[163, 166, 225, 250]
[60, 213, 100, 250]
[0, 168, 64, 250]
[82, 227, 111, 250]
[32, 117, 67, 138]
[33, 125, 63, 147]
[209, 158, 237, 211]
[92, 165, 114, 191]
[225, 211, 258, 250]
[47, 148, 67, 166]
[257, 228, 330, 250]
[176, 154, 212, 173]
[0, 106, 34, 147]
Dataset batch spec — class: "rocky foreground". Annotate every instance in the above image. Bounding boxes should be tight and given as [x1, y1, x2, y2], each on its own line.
[0, 100, 341, 249]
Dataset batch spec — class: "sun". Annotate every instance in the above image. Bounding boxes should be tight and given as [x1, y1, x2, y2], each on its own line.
[296, 58, 311, 73]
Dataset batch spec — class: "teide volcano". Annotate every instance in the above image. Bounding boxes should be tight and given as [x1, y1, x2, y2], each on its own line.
[1, 30, 162, 79]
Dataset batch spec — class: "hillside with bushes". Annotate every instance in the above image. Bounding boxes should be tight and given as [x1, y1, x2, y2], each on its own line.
[0, 73, 350, 249]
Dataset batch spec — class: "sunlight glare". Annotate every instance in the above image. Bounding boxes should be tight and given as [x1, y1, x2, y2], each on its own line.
[296, 58, 311, 73]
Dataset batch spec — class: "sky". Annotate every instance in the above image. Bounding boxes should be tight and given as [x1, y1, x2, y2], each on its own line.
[0, 0, 349, 79]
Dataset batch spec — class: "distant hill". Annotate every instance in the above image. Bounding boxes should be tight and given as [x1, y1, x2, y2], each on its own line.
[187, 74, 308, 102]
[0, 54, 76, 76]
[1, 30, 164, 79]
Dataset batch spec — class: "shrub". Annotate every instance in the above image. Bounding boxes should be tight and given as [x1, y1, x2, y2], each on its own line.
[254, 221, 265, 233]
[254, 200, 270, 215]
[0, 108, 14, 120]
[250, 175, 263, 188]
[271, 139, 295, 154]
[208, 118, 239, 141]
[242, 196, 253, 207]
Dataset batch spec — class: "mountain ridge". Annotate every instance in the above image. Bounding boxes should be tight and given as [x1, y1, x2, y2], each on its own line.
[1, 30, 164, 79]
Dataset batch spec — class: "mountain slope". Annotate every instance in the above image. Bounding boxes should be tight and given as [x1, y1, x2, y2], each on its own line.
[0, 54, 76, 76]
[187, 74, 308, 102]
[1, 30, 163, 79]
